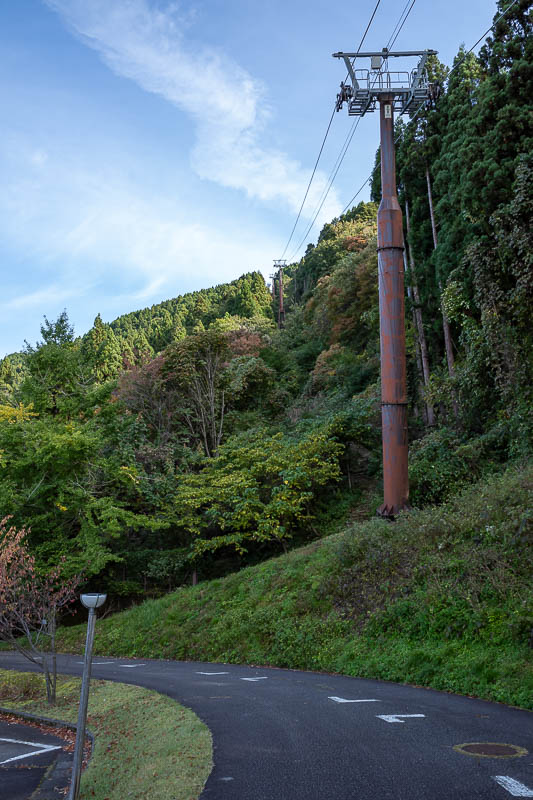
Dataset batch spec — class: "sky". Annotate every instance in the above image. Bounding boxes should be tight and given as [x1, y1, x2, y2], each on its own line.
[1, 0, 498, 356]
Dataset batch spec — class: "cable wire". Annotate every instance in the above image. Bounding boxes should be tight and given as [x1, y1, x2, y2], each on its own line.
[284, 0, 517, 262]
[343, 0, 523, 219]
[340, 174, 373, 217]
[404, 0, 521, 133]
[358, 0, 382, 56]
[445, 0, 520, 80]
[286, 117, 362, 261]
[279, 107, 336, 259]
[285, 0, 424, 261]
[386, 0, 416, 50]
[278, 0, 382, 260]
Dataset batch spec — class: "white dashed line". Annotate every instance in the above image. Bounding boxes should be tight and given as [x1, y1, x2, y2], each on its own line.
[119, 664, 146, 668]
[240, 677, 268, 682]
[328, 696, 380, 703]
[376, 714, 426, 724]
[492, 777, 533, 797]
[196, 671, 229, 675]
[0, 738, 62, 765]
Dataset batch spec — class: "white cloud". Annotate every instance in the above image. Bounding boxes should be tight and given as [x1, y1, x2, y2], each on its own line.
[0, 137, 279, 313]
[6, 285, 79, 311]
[43, 0, 341, 225]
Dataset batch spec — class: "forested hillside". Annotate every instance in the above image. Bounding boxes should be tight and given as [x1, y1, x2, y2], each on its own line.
[0, 0, 531, 625]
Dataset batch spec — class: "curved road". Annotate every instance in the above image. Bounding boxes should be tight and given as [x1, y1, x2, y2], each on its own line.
[1, 652, 532, 799]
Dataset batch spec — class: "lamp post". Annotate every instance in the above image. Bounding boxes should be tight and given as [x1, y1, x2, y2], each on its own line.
[68, 593, 106, 800]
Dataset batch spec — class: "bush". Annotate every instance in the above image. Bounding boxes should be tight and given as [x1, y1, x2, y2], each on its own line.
[409, 428, 477, 505]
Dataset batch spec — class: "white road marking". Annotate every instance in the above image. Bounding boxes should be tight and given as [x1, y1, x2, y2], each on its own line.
[76, 661, 114, 665]
[328, 696, 379, 704]
[377, 714, 426, 724]
[0, 738, 62, 765]
[240, 677, 268, 682]
[120, 664, 146, 668]
[219, 777, 234, 781]
[493, 777, 533, 797]
[196, 671, 229, 675]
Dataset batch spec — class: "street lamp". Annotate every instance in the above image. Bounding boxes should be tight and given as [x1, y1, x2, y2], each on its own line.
[68, 593, 106, 800]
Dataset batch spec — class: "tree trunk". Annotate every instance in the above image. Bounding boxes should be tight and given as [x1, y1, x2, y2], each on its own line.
[43, 654, 53, 705]
[404, 198, 435, 426]
[426, 166, 456, 379]
[407, 278, 426, 423]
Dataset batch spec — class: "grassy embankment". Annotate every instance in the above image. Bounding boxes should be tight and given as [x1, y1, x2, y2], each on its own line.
[0, 669, 212, 800]
[56, 465, 533, 709]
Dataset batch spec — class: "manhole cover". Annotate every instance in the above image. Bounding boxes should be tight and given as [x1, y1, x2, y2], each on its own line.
[453, 742, 528, 759]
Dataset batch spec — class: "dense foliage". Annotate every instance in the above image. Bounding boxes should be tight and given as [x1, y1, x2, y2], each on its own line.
[0, 0, 531, 612]
[55, 465, 533, 709]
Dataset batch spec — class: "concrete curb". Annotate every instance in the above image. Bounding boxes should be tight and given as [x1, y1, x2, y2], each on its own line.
[0, 706, 94, 800]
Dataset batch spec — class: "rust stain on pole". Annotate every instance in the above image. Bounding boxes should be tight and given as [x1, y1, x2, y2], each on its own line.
[278, 266, 285, 328]
[377, 95, 409, 517]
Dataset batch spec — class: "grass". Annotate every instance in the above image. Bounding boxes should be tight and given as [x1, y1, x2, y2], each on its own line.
[0, 669, 212, 800]
[54, 463, 533, 709]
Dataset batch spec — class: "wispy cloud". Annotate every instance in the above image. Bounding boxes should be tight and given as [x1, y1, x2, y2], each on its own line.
[0, 135, 279, 313]
[6, 285, 79, 311]
[43, 0, 341, 224]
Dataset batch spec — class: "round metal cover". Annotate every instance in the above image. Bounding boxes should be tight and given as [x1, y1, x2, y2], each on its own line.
[453, 742, 528, 759]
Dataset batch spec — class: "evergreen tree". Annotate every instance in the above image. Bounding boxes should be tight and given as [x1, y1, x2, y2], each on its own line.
[82, 314, 123, 383]
[21, 311, 90, 416]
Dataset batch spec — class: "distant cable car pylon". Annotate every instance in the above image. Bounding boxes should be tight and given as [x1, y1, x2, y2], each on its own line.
[273, 260, 286, 328]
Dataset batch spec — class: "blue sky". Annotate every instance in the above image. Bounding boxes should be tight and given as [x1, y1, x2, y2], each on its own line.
[1, 0, 497, 355]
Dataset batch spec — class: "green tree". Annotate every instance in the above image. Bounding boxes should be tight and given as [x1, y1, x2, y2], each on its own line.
[21, 311, 91, 416]
[82, 314, 124, 382]
[173, 427, 343, 558]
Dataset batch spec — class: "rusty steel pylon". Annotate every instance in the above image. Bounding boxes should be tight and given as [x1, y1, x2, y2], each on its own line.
[376, 95, 408, 516]
[333, 48, 437, 516]
[273, 259, 286, 329]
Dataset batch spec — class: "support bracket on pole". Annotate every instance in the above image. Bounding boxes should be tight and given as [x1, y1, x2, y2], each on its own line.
[333, 48, 438, 118]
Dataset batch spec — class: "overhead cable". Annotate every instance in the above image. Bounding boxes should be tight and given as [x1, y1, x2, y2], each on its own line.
[278, 0, 382, 260]
[344, 0, 523, 218]
[286, 117, 363, 261]
[279, 108, 336, 259]
[386, 0, 416, 50]
[405, 0, 522, 133]
[445, 0, 520, 80]
[340, 174, 372, 217]
[287, 0, 425, 261]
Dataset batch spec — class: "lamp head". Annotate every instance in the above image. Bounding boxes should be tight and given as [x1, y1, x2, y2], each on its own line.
[80, 593, 107, 609]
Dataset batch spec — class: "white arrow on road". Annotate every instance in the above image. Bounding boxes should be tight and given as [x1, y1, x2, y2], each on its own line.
[377, 714, 425, 723]
[328, 697, 380, 703]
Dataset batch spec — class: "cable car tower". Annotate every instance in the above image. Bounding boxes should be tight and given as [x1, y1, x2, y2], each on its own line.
[333, 48, 437, 517]
[272, 259, 286, 328]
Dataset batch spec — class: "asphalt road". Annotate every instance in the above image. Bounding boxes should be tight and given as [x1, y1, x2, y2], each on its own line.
[0, 718, 65, 800]
[1, 652, 532, 799]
